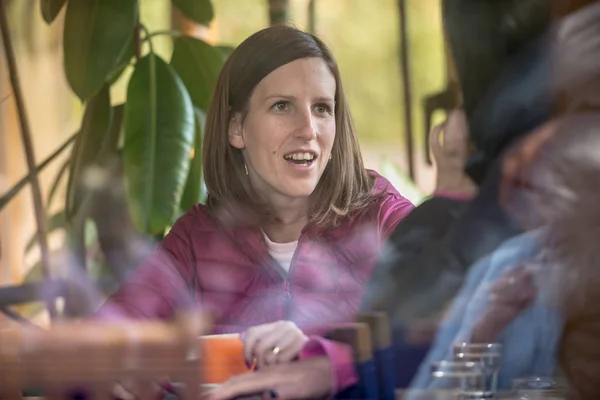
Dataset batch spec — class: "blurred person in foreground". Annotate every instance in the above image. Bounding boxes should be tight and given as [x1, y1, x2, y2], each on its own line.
[95, 25, 414, 399]
[362, 0, 600, 338]
[408, 115, 592, 392]
[361, 0, 555, 332]
[408, 0, 600, 393]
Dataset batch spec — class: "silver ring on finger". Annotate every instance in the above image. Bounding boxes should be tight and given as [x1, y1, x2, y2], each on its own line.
[272, 346, 281, 356]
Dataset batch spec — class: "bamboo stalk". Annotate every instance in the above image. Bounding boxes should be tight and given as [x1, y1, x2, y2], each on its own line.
[308, 0, 316, 34]
[0, 0, 57, 320]
[268, 0, 289, 26]
[397, 0, 415, 180]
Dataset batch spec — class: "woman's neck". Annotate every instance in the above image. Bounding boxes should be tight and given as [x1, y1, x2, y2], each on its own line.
[263, 219, 306, 243]
[262, 200, 309, 243]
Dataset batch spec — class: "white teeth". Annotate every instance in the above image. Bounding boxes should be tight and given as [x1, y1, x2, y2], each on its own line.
[285, 152, 315, 161]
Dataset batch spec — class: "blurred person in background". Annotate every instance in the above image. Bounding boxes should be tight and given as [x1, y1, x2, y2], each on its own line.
[96, 25, 414, 399]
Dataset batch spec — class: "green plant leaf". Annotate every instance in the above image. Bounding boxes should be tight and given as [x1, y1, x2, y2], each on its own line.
[40, 0, 67, 24]
[100, 104, 125, 159]
[0, 133, 77, 211]
[170, 36, 223, 111]
[172, 0, 214, 26]
[63, 0, 137, 100]
[180, 108, 206, 211]
[25, 211, 68, 254]
[65, 85, 113, 220]
[215, 45, 235, 61]
[108, 35, 136, 85]
[123, 53, 195, 235]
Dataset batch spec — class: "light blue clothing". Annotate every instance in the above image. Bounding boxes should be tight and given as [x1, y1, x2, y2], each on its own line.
[409, 229, 563, 390]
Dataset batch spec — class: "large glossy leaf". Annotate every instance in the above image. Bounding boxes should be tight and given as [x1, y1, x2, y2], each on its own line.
[172, 0, 214, 26]
[124, 53, 195, 235]
[41, 0, 67, 24]
[170, 36, 223, 111]
[65, 85, 113, 220]
[180, 108, 206, 211]
[63, 0, 137, 100]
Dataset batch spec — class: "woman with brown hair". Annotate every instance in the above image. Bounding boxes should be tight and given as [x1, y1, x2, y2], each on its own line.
[97, 25, 414, 398]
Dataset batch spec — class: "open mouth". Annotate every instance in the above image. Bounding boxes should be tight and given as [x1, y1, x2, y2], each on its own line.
[283, 152, 317, 166]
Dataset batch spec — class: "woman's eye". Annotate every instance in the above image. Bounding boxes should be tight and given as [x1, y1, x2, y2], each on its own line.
[272, 102, 288, 112]
[314, 104, 332, 115]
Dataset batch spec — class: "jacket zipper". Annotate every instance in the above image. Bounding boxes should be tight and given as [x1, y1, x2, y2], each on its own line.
[284, 242, 302, 320]
[258, 232, 302, 321]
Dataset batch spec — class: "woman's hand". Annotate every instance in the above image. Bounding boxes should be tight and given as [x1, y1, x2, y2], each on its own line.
[112, 379, 165, 400]
[500, 121, 556, 197]
[207, 356, 333, 400]
[471, 266, 538, 343]
[430, 109, 477, 197]
[241, 321, 309, 369]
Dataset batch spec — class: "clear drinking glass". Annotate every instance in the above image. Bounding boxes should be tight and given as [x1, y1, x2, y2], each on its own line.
[453, 342, 503, 392]
[512, 377, 568, 400]
[430, 360, 486, 393]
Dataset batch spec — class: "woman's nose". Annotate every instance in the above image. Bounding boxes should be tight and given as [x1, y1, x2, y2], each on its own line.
[294, 108, 317, 141]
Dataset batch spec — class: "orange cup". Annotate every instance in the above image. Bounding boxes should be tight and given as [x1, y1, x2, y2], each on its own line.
[198, 334, 253, 384]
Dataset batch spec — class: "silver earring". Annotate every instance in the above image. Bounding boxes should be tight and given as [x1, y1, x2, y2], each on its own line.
[244, 163, 249, 176]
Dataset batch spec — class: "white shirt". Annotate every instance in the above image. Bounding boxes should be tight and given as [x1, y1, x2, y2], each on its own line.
[262, 231, 298, 273]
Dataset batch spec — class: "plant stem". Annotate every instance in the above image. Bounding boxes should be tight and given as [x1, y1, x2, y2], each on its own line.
[0, 306, 41, 329]
[134, 0, 141, 60]
[143, 29, 182, 40]
[0, 0, 57, 320]
[1, 91, 11, 104]
[139, 24, 155, 54]
[134, 24, 142, 60]
[0, 132, 77, 210]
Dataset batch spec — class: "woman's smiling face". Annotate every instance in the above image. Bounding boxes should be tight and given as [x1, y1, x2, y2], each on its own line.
[228, 57, 336, 205]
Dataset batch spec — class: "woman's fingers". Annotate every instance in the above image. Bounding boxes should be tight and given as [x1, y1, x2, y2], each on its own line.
[259, 329, 302, 367]
[490, 267, 537, 307]
[113, 383, 136, 400]
[242, 321, 308, 368]
[209, 357, 333, 400]
[242, 323, 272, 365]
[209, 372, 275, 400]
[253, 328, 285, 368]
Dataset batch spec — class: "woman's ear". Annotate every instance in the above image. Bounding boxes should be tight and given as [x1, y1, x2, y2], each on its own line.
[228, 114, 245, 149]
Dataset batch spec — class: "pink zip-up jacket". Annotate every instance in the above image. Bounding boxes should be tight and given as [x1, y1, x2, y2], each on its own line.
[96, 170, 414, 393]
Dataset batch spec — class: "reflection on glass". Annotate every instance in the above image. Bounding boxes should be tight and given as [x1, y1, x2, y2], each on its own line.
[513, 377, 568, 400]
[453, 342, 503, 392]
[430, 360, 485, 394]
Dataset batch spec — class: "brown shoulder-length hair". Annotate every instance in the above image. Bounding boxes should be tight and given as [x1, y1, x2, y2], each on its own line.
[202, 25, 380, 227]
